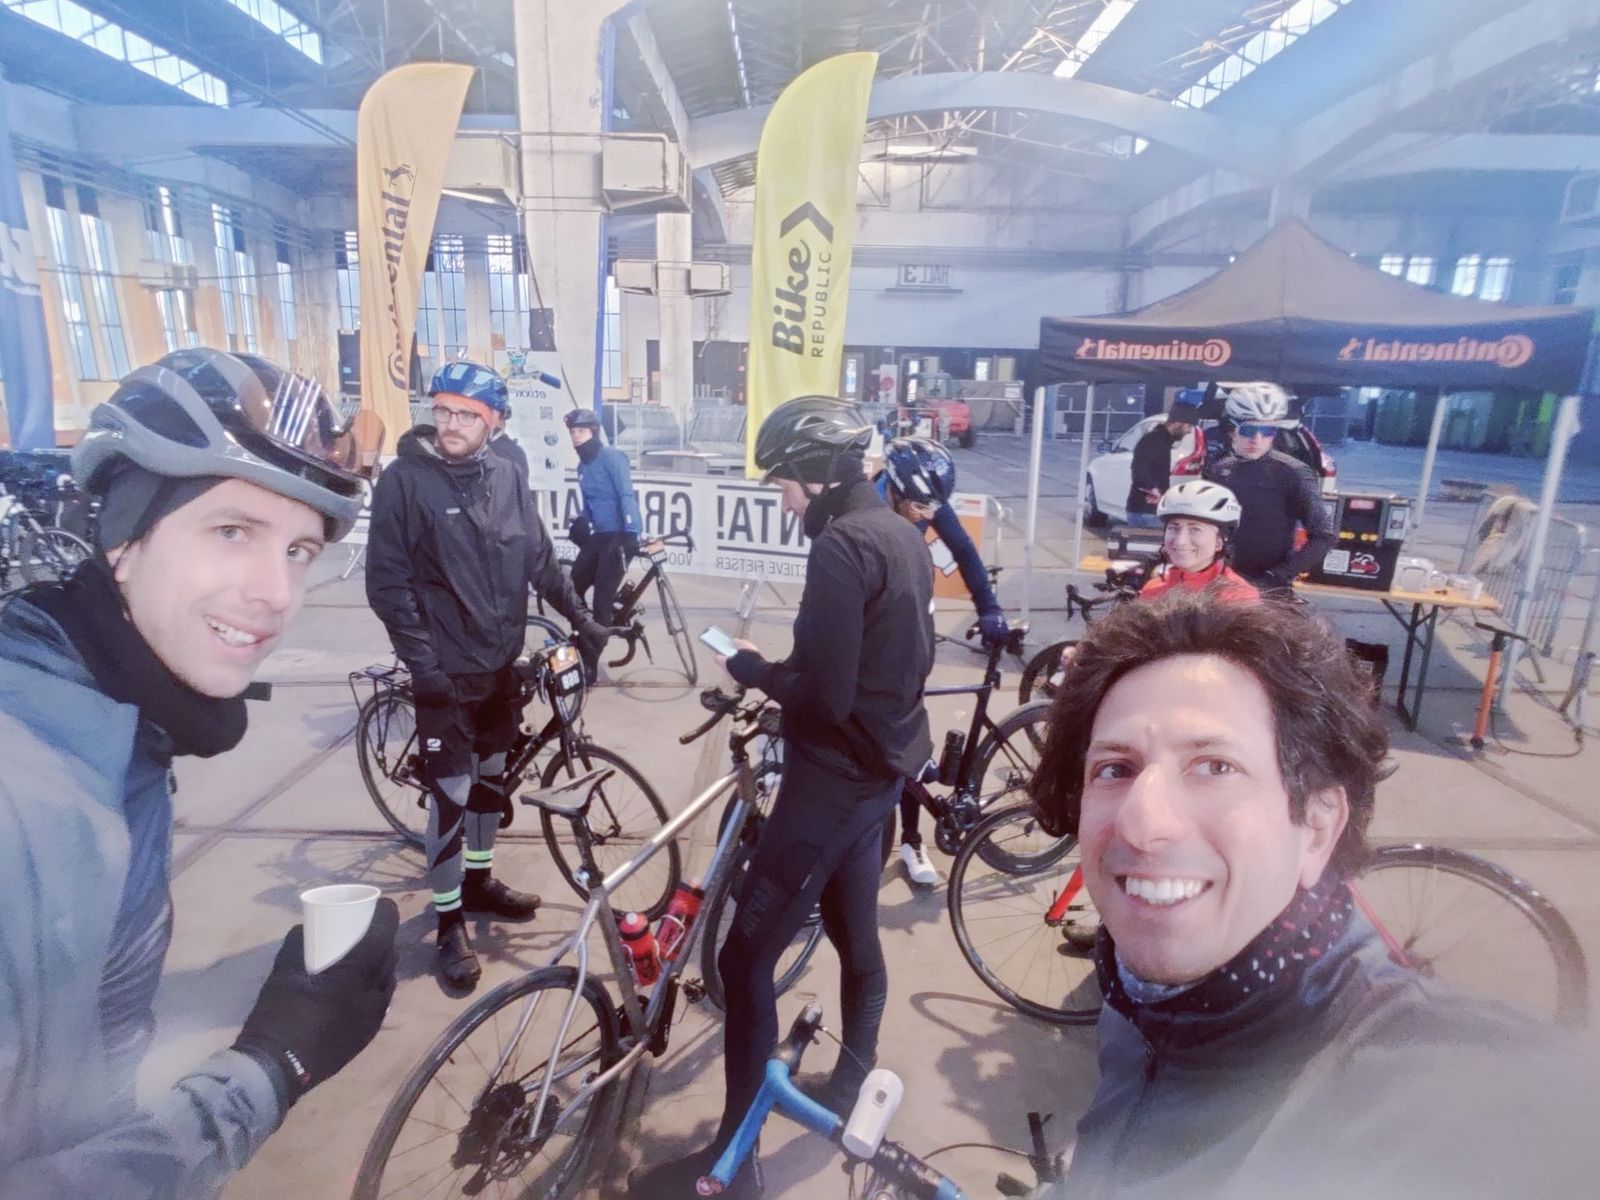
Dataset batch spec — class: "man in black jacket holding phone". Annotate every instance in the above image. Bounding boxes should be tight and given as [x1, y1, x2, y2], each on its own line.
[630, 396, 935, 1199]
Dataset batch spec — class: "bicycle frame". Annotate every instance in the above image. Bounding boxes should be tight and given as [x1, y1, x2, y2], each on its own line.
[492, 729, 764, 1143]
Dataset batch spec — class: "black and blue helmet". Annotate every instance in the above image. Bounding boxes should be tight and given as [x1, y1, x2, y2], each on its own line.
[428, 360, 509, 415]
[883, 436, 956, 507]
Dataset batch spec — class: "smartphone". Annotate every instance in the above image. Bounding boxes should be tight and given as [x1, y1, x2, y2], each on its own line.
[699, 625, 741, 658]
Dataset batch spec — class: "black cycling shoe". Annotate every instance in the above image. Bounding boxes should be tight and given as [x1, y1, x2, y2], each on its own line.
[796, 1061, 874, 1117]
[628, 1146, 762, 1198]
[437, 922, 482, 990]
[463, 875, 541, 921]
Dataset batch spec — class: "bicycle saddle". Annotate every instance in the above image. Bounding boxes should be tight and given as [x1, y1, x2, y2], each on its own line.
[519, 767, 615, 818]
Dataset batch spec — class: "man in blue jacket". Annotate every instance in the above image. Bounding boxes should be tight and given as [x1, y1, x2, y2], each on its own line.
[0, 349, 398, 1198]
[876, 436, 1007, 885]
[564, 406, 643, 682]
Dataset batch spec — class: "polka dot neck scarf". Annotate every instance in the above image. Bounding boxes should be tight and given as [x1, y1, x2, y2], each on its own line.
[1097, 872, 1355, 1042]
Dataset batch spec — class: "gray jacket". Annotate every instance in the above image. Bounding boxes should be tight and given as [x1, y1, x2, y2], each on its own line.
[0, 597, 281, 1198]
[1058, 914, 1599, 1200]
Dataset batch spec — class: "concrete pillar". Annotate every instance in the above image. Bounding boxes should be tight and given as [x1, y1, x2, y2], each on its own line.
[656, 210, 693, 444]
[512, 0, 627, 411]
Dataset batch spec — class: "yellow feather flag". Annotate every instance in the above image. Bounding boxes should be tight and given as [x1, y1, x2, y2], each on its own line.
[745, 52, 877, 477]
[356, 63, 474, 453]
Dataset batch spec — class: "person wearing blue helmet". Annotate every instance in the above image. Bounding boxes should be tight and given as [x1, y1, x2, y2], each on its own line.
[366, 360, 610, 990]
[876, 436, 1006, 885]
[564, 406, 643, 683]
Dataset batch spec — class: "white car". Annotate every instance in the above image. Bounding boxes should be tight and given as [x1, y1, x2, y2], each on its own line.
[1082, 416, 1203, 526]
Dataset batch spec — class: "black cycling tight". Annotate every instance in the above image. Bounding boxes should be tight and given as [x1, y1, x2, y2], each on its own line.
[713, 750, 899, 1150]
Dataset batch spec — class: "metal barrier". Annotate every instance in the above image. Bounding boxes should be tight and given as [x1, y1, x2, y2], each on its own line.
[1457, 493, 1589, 659]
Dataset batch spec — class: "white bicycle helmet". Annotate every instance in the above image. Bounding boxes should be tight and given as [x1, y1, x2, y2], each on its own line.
[1221, 381, 1296, 427]
[1157, 480, 1242, 533]
[73, 348, 382, 541]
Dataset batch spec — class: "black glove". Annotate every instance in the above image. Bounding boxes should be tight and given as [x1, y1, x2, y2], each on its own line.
[576, 618, 609, 665]
[622, 532, 641, 559]
[725, 649, 763, 688]
[978, 608, 1010, 646]
[233, 898, 400, 1113]
[411, 669, 454, 706]
[568, 515, 592, 548]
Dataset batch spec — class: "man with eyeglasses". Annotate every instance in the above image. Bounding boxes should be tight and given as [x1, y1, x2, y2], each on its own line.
[366, 361, 610, 990]
[1204, 382, 1335, 596]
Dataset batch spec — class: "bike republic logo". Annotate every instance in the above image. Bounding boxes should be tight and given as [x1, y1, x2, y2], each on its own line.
[1338, 333, 1534, 369]
[377, 162, 418, 389]
[768, 202, 837, 359]
[1074, 336, 1232, 367]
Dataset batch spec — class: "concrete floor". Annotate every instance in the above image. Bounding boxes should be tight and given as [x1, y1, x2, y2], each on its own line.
[124, 436, 1600, 1200]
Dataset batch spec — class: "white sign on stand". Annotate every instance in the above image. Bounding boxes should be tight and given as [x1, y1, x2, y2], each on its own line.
[496, 350, 574, 490]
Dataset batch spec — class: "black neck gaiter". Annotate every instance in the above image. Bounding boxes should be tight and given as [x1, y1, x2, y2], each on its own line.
[28, 559, 249, 759]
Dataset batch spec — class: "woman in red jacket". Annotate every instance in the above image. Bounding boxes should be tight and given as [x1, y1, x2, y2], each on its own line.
[1140, 479, 1260, 605]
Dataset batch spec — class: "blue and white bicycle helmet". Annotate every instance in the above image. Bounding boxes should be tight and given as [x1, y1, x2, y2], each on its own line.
[883, 437, 956, 507]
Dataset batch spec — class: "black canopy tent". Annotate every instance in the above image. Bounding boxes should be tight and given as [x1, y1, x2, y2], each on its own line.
[1039, 220, 1594, 392]
[1021, 221, 1596, 687]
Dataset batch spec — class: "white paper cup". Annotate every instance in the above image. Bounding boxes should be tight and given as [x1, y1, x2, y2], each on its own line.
[301, 884, 381, 974]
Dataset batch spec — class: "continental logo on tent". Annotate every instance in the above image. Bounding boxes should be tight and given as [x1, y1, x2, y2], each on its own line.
[1337, 334, 1534, 369]
[1074, 336, 1232, 367]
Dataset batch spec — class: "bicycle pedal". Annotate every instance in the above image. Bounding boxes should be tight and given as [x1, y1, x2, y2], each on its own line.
[681, 977, 705, 1004]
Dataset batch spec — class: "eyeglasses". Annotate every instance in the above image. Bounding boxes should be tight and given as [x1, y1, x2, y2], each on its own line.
[431, 406, 484, 428]
[1235, 423, 1281, 440]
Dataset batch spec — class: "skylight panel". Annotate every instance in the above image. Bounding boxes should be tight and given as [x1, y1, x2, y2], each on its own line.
[222, 0, 322, 64]
[1173, 0, 1352, 109]
[1055, 0, 1140, 79]
[4, 0, 230, 104]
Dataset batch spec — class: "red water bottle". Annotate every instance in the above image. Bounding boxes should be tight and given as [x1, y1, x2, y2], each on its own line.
[618, 912, 661, 987]
[655, 882, 705, 963]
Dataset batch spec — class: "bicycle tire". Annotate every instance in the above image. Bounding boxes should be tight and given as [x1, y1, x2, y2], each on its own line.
[698, 840, 826, 1014]
[19, 526, 91, 584]
[1018, 640, 1076, 705]
[966, 701, 1058, 868]
[355, 691, 428, 847]
[539, 742, 680, 921]
[655, 574, 698, 685]
[353, 965, 622, 1200]
[1355, 843, 1590, 1029]
[948, 803, 1100, 1025]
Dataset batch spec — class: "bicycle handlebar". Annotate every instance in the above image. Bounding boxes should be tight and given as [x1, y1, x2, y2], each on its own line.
[636, 528, 695, 557]
[678, 687, 744, 745]
[704, 1006, 968, 1200]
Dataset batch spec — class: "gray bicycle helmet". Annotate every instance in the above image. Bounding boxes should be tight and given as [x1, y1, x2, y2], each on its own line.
[753, 395, 873, 484]
[73, 348, 381, 541]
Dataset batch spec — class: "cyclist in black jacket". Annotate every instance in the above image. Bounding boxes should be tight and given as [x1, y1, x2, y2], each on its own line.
[366, 361, 609, 991]
[629, 397, 935, 1200]
[1205, 382, 1335, 595]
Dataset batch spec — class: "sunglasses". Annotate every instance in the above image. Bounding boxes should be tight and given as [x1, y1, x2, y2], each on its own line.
[1235, 423, 1281, 440]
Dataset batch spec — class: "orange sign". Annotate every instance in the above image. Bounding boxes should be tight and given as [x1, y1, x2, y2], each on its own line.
[926, 493, 989, 601]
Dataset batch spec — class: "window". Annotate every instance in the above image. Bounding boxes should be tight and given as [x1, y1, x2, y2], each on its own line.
[42, 176, 99, 380]
[335, 231, 360, 329]
[4, 0, 229, 104]
[601, 273, 622, 389]
[1553, 259, 1582, 306]
[974, 357, 991, 381]
[487, 233, 530, 350]
[1450, 255, 1480, 297]
[1174, 0, 1352, 109]
[212, 204, 258, 354]
[76, 187, 130, 378]
[222, 0, 322, 63]
[275, 234, 297, 347]
[143, 184, 188, 263]
[417, 235, 467, 375]
[1379, 253, 1434, 286]
[1450, 254, 1512, 301]
[1379, 254, 1404, 276]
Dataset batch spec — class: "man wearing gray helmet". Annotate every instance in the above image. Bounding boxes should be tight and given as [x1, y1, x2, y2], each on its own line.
[0, 349, 399, 1198]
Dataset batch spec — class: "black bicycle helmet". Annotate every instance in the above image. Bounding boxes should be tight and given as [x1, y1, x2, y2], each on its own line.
[563, 407, 602, 431]
[753, 395, 873, 484]
[73, 348, 381, 541]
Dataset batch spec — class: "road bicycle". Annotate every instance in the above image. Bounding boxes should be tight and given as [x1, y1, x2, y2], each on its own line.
[608, 529, 698, 684]
[948, 803, 1590, 1029]
[0, 482, 93, 596]
[703, 1004, 1062, 1200]
[348, 615, 681, 920]
[351, 687, 806, 1199]
[1015, 565, 1148, 705]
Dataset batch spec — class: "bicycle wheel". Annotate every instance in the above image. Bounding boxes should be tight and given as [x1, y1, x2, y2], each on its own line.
[539, 742, 680, 921]
[948, 804, 1101, 1025]
[699, 840, 826, 1014]
[964, 700, 1060, 870]
[654, 574, 698, 685]
[1018, 640, 1076, 705]
[1354, 844, 1590, 1029]
[19, 526, 91, 584]
[353, 965, 622, 1200]
[355, 691, 428, 847]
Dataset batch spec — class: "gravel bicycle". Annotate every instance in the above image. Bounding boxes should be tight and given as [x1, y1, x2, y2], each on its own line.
[703, 1004, 1063, 1199]
[608, 529, 698, 684]
[348, 615, 680, 920]
[948, 804, 1590, 1029]
[1015, 566, 1148, 705]
[351, 687, 798, 1199]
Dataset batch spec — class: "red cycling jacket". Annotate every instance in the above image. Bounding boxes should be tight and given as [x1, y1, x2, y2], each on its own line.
[1139, 558, 1260, 606]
